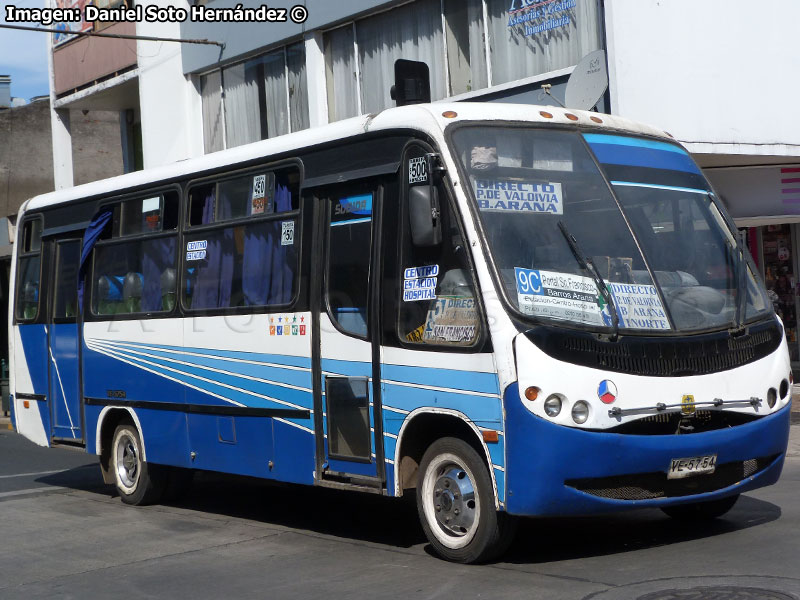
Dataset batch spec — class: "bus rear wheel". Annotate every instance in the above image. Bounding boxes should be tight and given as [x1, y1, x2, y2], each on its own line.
[111, 423, 167, 506]
[660, 494, 739, 520]
[417, 437, 515, 564]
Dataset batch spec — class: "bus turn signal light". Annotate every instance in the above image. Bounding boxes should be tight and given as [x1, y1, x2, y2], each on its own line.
[442, 111, 458, 119]
[482, 430, 499, 443]
[524, 386, 540, 401]
[23, 400, 30, 409]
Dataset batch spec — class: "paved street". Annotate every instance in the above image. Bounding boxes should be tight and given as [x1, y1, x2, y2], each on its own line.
[0, 413, 799, 600]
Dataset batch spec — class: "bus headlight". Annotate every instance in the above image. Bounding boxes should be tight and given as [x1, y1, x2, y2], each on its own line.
[572, 401, 590, 424]
[767, 388, 777, 409]
[544, 394, 563, 417]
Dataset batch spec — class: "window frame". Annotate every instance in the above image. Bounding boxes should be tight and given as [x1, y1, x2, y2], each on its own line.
[322, 183, 380, 342]
[50, 238, 83, 325]
[87, 184, 182, 321]
[13, 215, 45, 325]
[394, 140, 489, 352]
[180, 158, 304, 316]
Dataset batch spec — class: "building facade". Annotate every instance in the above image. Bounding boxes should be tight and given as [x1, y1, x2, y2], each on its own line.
[45, 0, 800, 364]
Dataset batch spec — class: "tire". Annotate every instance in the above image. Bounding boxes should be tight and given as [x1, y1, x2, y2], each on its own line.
[111, 423, 167, 506]
[661, 494, 739, 520]
[417, 437, 516, 564]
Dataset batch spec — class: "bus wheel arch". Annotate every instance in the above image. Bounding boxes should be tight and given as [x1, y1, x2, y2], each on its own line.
[394, 409, 499, 508]
[96, 407, 147, 485]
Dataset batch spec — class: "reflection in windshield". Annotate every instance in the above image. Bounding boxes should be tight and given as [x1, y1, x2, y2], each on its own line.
[451, 127, 770, 333]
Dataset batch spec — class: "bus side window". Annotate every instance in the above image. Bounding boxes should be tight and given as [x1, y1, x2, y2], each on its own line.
[326, 192, 374, 338]
[91, 192, 179, 316]
[15, 219, 43, 322]
[183, 167, 299, 310]
[398, 179, 481, 347]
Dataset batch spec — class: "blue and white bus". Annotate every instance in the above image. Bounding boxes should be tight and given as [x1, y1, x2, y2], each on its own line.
[9, 103, 792, 563]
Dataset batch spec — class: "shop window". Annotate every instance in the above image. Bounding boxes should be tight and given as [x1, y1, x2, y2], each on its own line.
[763, 224, 798, 360]
[201, 71, 224, 153]
[287, 41, 310, 132]
[444, 0, 488, 95]
[486, 0, 602, 85]
[356, 0, 446, 114]
[202, 44, 309, 152]
[325, 25, 360, 122]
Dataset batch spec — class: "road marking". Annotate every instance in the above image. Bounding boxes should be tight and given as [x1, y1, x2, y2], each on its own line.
[0, 486, 67, 498]
[0, 466, 94, 479]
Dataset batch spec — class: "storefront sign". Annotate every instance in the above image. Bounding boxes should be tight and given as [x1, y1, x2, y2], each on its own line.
[507, 0, 575, 38]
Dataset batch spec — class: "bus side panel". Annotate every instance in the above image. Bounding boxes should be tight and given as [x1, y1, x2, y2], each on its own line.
[270, 420, 316, 485]
[182, 314, 315, 483]
[13, 324, 50, 446]
[82, 320, 191, 466]
[380, 352, 505, 501]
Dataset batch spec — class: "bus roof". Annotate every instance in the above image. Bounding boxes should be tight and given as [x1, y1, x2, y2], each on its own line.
[23, 102, 673, 214]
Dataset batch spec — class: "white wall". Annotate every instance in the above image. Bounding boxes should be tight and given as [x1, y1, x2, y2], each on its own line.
[136, 0, 203, 168]
[605, 0, 800, 157]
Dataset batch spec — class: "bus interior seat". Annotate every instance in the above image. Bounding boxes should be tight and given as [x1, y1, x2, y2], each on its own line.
[161, 268, 177, 312]
[123, 272, 144, 313]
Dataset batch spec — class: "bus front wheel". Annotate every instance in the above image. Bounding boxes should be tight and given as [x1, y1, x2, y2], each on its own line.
[111, 423, 167, 506]
[417, 437, 515, 563]
[660, 494, 739, 520]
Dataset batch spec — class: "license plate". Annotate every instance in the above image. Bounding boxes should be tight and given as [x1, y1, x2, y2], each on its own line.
[667, 454, 717, 479]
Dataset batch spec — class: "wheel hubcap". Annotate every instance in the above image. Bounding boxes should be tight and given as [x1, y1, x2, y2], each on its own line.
[116, 433, 139, 490]
[432, 466, 476, 537]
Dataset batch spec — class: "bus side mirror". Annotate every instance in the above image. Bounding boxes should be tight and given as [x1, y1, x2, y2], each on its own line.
[409, 186, 442, 247]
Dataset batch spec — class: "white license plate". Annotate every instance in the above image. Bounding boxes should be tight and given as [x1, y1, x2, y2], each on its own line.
[668, 454, 717, 479]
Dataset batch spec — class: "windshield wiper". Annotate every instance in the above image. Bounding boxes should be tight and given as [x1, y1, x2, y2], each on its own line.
[557, 221, 620, 340]
[732, 243, 748, 333]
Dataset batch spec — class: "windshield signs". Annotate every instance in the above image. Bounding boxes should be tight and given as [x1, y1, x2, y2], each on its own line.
[514, 268, 670, 330]
[403, 264, 439, 302]
[474, 180, 563, 214]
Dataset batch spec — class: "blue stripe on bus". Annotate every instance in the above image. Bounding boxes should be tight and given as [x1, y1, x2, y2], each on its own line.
[89, 344, 313, 411]
[382, 385, 503, 424]
[320, 358, 373, 378]
[382, 363, 500, 395]
[93, 339, 312, 370]
[610, 181, 709, 195]
[583, 133, 701, 175]
[101, 343, 314, 391]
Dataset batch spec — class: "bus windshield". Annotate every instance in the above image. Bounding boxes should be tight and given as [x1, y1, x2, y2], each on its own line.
[451, 126, 770, 333]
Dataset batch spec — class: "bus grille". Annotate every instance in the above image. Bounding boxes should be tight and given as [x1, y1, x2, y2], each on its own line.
[564, 454, 779, 501]
[523, 318, 781, 377]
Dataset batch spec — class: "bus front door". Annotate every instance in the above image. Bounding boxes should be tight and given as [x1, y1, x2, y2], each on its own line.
[47, 238, 83, 444]
[312, 184, 385, 488]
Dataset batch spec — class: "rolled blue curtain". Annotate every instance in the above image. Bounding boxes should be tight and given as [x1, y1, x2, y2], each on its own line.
[77, 210, 113, 309]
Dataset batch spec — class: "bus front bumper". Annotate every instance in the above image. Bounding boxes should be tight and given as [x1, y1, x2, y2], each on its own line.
[503, 383, 791, 516]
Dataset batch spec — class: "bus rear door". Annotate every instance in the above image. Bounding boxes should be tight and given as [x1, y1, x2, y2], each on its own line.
[46, 236, 83, 444]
